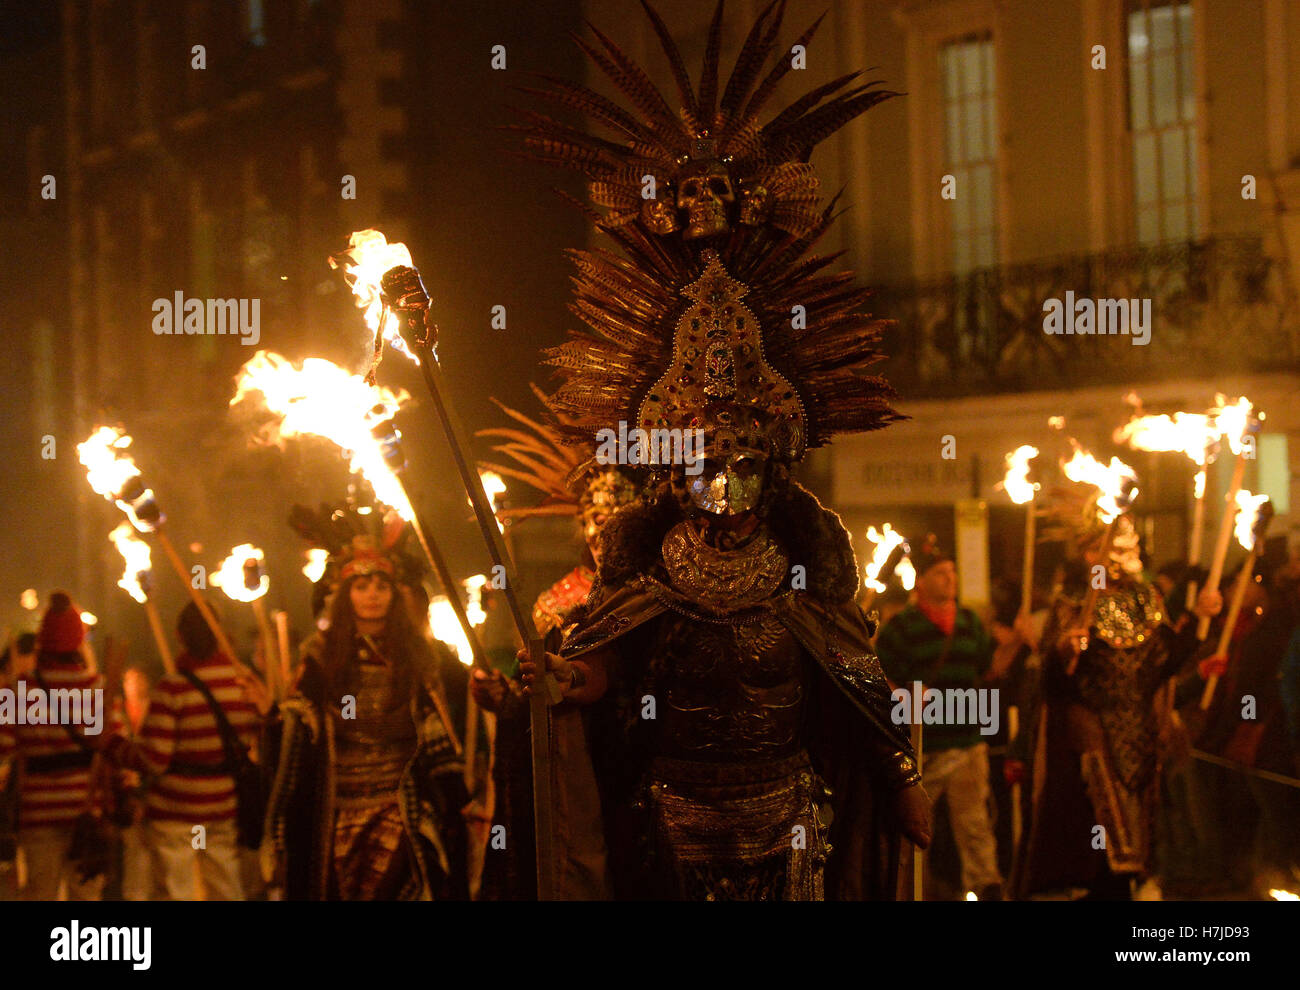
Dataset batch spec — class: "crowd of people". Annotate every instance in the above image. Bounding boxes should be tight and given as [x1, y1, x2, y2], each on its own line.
[870, 524, 1300, 901]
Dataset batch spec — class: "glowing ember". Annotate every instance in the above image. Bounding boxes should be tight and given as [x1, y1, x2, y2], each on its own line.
[20, 588, 38, 610]
[231, 350, 413, 519]
[1000, 445, 1040, 505]
[864, 524, 909, 593]
[109, 522, 153, 605]
[428, 575, 488, 666]
[77, 426, 160, 533]
[1062, 445, 1139, 523]
[303, 548, 329, 583]
[331, 229, 418, 364]
[1270, 888, 1298, 901]
[211, 544, 270, 603]
[896, 557, 916, 592]
[80, 612, 98, 626]
[462, 573, 489, 627]
[1113, 408, 1216, 465]
[1211, 394, 1256, 456]
[477, 471, 507, 532]
[1232, 490, 1270, 551]
[965, 891, 978, 901]
[1047, 416, 1066, 430]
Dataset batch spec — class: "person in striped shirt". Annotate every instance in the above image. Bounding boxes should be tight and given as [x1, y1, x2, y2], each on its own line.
[0, 592, 107, 901]
[874, 537, 1009, 900]
[105, 602, 268, 900]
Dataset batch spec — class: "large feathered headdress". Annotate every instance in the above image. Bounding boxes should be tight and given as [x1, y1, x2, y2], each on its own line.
[475, 385, 639, 526]
[516, 0, 903, 463]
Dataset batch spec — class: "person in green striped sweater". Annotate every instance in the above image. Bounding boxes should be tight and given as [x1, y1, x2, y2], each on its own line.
[875, 536, 1007, 900]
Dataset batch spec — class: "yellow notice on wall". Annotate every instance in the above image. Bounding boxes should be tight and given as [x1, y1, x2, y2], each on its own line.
[954, 498, 990, 608]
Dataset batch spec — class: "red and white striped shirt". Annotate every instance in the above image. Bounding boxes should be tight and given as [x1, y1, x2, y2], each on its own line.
[111, 653, 259, 824]
[0, 661, 105, 829]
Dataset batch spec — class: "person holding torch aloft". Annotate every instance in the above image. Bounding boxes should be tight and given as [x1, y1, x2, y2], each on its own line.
[1016, 455, 1222, 901]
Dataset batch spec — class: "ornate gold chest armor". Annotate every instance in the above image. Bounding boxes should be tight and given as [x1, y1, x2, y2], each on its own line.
[332, 654, 417, 809]
[656, 611, 805, 761]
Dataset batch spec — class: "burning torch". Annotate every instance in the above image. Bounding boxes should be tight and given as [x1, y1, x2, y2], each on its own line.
[1199, 492, 1273, 710]
[333, 230, 555, 899]
[861, 524, 913, 611]
[1196, 396, 1260, 640]
[1061, 444, 1139, 674]
[212, 545, 281, 701]
[78, 426, 242, 672]
[998, 445, 1041, 621]
[108, 521, 174, 675]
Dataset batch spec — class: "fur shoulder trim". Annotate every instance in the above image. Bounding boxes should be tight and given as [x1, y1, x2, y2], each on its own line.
[596, 480, 859, 604]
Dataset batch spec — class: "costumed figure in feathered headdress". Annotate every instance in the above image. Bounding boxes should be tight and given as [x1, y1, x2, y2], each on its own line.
[511, 0, 931, 900]
[471, 387, 639, 899]
[1014, 481, 1221, 899]
[262, 501, 469, 900]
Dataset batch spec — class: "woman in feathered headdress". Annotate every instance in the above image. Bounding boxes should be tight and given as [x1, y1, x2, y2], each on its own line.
[262, 502, 469, 900]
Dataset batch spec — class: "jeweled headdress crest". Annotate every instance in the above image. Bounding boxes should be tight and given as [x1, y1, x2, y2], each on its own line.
[517, 0, 903, 462]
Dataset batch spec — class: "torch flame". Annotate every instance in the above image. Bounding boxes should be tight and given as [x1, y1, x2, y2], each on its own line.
[999, 445, 1040, 505]
[211, 544, 269, 603]
[332, 229, 418, 364]
[231, 350, 413, 520]
[1211, 394, 1255, 456]
[864, 524, 909, 593]
[1113, 406, 1216, 466]
[109, 522, 152, 605]
[477, 471, 507, 532]
[77, 426, 158, 533]
[1270, 888, 1298, 901]
[1232, 490, 1270, 551]
[303, 548, 329, 583]
[1062, 446, 1139, 524]
[896, 557, 916, 592]
[427, 574, 488, 666]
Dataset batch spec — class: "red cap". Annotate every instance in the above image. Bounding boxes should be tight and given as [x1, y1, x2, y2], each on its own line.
[38, 591, 85, 653]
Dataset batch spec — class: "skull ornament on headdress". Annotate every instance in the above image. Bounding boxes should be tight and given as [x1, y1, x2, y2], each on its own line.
[675, 144, 736, 240]
[521, 0, 904, 509]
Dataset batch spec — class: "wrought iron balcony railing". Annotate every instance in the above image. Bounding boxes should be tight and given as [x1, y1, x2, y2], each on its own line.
[872, 235, 1297, 398]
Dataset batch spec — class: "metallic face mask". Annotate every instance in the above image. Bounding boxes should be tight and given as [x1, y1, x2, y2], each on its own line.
[688, 452, 767, 516]
[1107, 515, 1145, 578]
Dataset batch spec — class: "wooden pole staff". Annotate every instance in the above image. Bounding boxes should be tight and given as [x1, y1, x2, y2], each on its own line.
[1198, 553, 1257, 710]
[152, 530, 245, 674]
[142, 597, 175, 675]
[1184, 463, 1208, 612]
[911, 718, 924, 901]
[1020, 504, 1036, 619]
[1200, 501, 1271, 709]
[1197, 451, 1247, 640]
[381, 268, 554, 899]
[1008, 705, 1022, 855]
[274, 610, 292, 697]
[250, 598, 280, 702]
